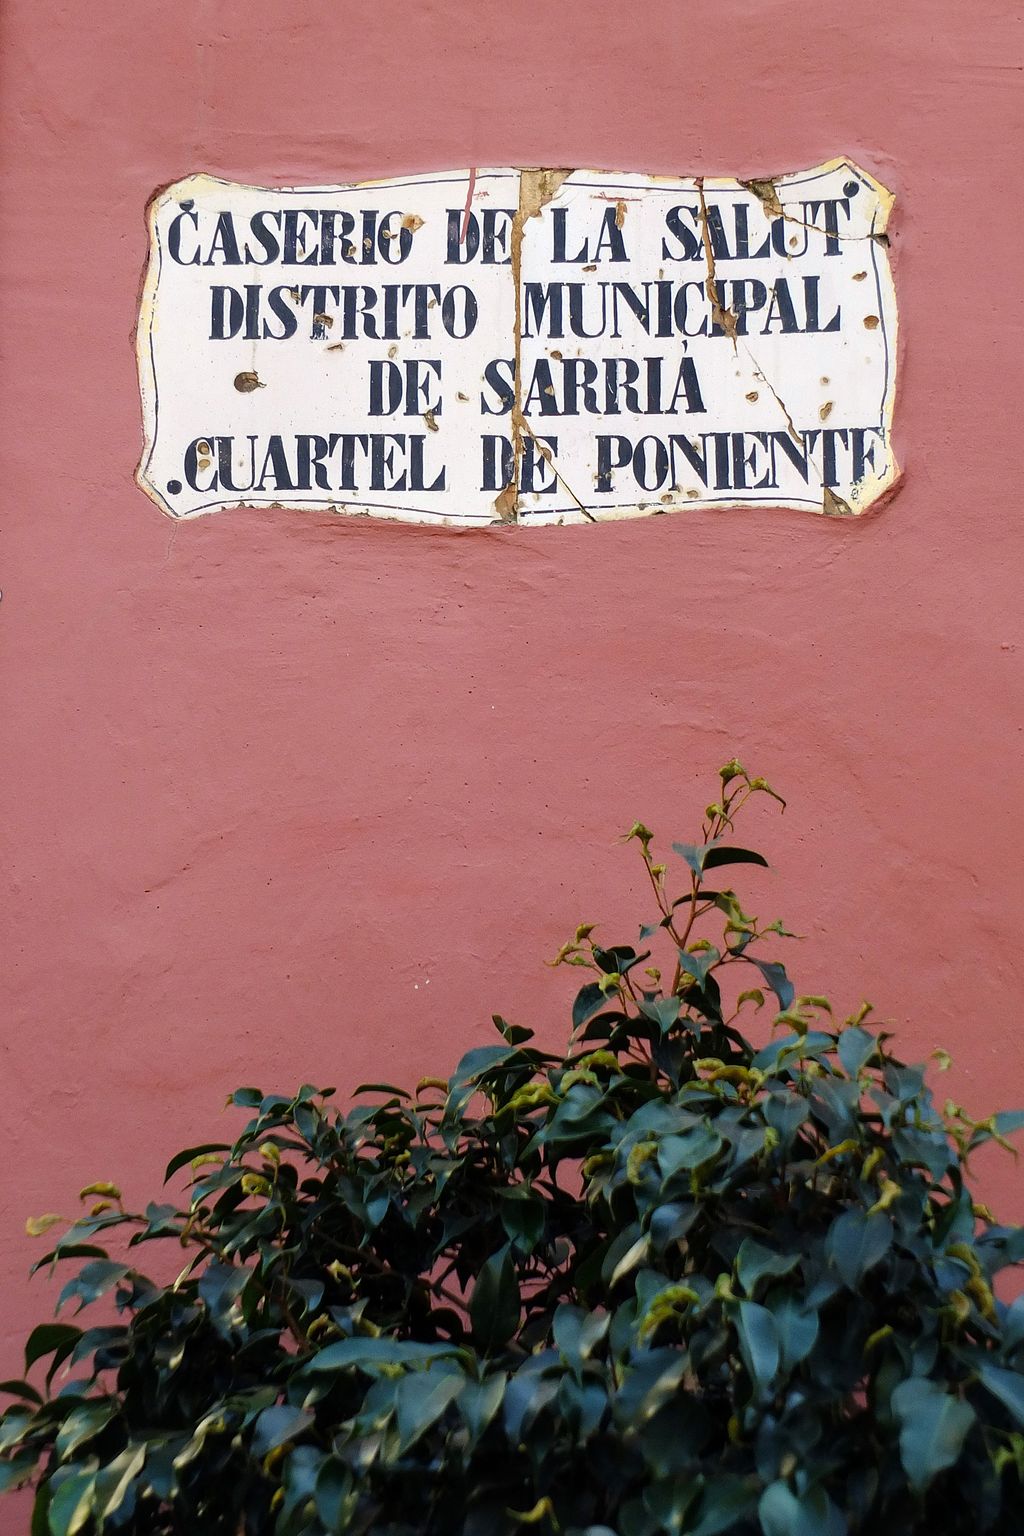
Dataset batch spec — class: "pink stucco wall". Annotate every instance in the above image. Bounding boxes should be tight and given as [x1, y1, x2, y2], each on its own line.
[3, 0, 1024, 1425]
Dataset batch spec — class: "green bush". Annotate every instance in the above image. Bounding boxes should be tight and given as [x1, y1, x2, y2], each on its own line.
[4, 764, 1024, 1535]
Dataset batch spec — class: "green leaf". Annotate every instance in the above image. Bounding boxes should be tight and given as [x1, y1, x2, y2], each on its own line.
[163, 1143, 230, 1181]
[230, 1087, 263, 1108]
[735, 1301, 779, 1393]
[198, 1261, 250, 1338]
[891, 1377, 975, 1490]
[252, 1404, 314, 1455]
[30, 1245, 109, 1277]
[503, 1362, 559, 1442]
[447, 1045, 521, 1108]
[394, 1368, 464, 1451]
[0, 1409, 34, 1456]
[55, 1400, 116, 1460]
[613, 1350, 687, 1427]
[658, 1126, 722, 1177]
[593, 945, 643, 977]
[1002, 1294, 1024, 1351]
[976, 1361, 1024, 1428]
[31, 1484, 51, 1536]
[701, 847, 769, 872]
[767, 1294, 819, 1372]
[458, 1375, 506, 1445]
[47, 1469, 94, 1536]
[573, 983, 608, 1030]
[639, 997, 681, 1034]
[644, 1475, 699, 1530]
[747, 959, 795, 1011]
[678, 948, 719, 987]
[735, 1240, 799, 1297]
[837, 1026, 876, 1078]
[498, 1187, 545, 1253]
[278, 1445, 323, 1518]
[494, 1016, 535, 1045]
[672, 840, 715, 877]
[825, 1210, 892, 1288]
[758, 1483, 801, 1536]
[0, 1450, 37, 1493]
[257, 1093, 293, 1116]
[759, 1481, 844, 1536]
[553, 1305, 609, 1364]
[763, 1093, 809, 1145]
[752, 1035, 833, 1074]
[0, 1379, 43, 1405]
[302, 1337, 464, 1373]
[649, 1202, 698, 1255]
[603, 1226, 651, 1287]
[689, 1475, 757, 1536]
[314, 1456, 353, 1529]
[56, 1262, 131, 1315]
[96, 1443, 146, 1521]
[25, 1325, 81, 1374]
[470, 1245, 521, 1351]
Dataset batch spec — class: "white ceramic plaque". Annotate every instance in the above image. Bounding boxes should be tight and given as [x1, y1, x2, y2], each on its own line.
[137, 162, 897, 524]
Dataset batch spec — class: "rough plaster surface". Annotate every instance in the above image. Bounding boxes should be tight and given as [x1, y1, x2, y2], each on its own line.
[2, 0, 1024, 1443]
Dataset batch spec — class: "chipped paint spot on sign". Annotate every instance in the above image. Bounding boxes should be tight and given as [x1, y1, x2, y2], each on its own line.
[136, 161, 899, 524]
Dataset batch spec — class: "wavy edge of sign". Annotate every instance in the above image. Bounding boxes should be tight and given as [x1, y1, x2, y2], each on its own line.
[135, 159, 898, 526]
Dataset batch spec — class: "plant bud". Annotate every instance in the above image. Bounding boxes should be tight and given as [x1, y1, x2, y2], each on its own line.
[510, 1498, 555, 1525]
[868, 1176, 900, 1215]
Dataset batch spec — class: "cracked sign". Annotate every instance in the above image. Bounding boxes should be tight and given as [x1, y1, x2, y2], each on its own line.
[137, 161, 898, 524]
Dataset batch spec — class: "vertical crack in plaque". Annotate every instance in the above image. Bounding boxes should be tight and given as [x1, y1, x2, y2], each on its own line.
[696, 179, 739, 344]
[496, 169, 573, 522]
